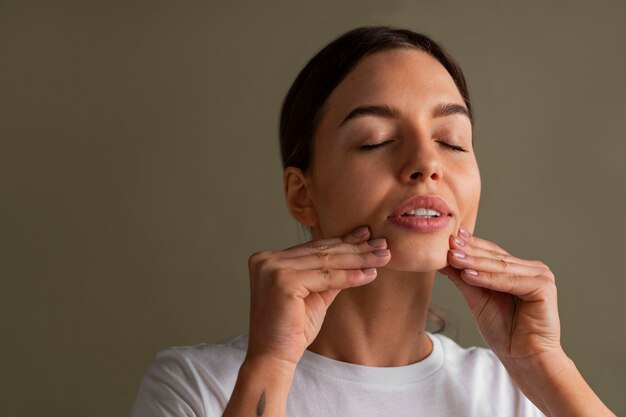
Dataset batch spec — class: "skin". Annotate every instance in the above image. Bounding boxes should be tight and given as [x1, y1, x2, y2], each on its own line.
[223, 49, 615, 417]
[286, 48, 480, 365]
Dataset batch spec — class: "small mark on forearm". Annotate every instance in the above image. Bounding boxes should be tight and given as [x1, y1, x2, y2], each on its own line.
[256, 390, 266, 416]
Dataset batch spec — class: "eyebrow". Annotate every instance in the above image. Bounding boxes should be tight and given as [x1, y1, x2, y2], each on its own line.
[339, 104, 400, 127]
[339, 102, 471, 127]
[431, 103, 471, 121]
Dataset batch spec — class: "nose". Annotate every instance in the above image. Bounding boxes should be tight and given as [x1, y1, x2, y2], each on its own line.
[400, 136, 443, 184]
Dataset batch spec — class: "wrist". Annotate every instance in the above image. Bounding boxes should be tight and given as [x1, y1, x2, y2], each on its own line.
[502, 347, 570, 378]
[501, 349, 615, 417]
[223, 355, 297, 417]
[240, 354, 298, 382]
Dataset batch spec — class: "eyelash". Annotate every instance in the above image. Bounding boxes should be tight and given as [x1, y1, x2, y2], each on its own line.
[437, 141, 468, 152]
[360, 140, 393, 151]
[359, 140, 468, 152]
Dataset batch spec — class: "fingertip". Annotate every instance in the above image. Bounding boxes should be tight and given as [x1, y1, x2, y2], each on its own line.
[343, 226, 371, 244]
[356, 268, 378, 286]
[362, 267, 377, 279]
[459, 269, 482, 286]
[458, 226, 471, 239]
[367, 238, 387, 249]
[463, 268, 479, 276]
[350, 226, 370, 239]
[451, 235, 466, 247]
[372, 249, 391, 258]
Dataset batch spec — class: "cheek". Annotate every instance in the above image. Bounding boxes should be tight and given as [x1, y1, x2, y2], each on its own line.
[455, 166, 481, 232]
[314, 166, 382, 236]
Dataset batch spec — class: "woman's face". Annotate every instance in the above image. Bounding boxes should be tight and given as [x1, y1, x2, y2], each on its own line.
[304, 48, 481, 272]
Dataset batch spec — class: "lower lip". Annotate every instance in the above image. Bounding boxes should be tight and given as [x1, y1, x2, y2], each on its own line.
[387, 215, 452, 232]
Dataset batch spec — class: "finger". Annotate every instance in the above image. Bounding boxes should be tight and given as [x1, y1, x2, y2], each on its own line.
[294, 266, 380, 296]
[282, 227, 384, 259]
[318, 288, 341, 307]
[341, 225, 372, 245]
[449, 235, 545, 269]
[457, 269, 556, 301]
[277, 247, 391, 271]
[447, 248, 546, 277]
[458, 227, 509, 255]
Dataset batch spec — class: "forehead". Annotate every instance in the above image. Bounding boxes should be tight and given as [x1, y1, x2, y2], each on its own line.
[318, 48, 464, 127]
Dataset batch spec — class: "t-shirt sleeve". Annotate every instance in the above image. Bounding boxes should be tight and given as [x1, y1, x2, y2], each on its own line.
[129, 348, 210, 417]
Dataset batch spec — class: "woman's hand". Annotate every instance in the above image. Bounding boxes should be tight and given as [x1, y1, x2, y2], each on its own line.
[439, 227, 617, 417]
[246, 226, 391, 367]
[438, 227, 561, 362]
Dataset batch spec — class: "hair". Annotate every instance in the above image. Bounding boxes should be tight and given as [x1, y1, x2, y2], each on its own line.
[279, 26, 468, 334]
[279, 25, 473, 172]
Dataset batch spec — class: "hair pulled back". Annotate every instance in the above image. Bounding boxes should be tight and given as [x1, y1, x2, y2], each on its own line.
[279, 26, 472, 172]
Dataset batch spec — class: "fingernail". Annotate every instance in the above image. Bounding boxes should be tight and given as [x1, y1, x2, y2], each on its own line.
[368, 238, 387, 249]
[351, 226, 369, 238]
[459, 227, 470, 238]
[363, 268, 377, 277]
[453, 236, 465, 246]
[373, 249, 390, 257]
[451, 250, 466, 259]
[464, 269, 478, 276]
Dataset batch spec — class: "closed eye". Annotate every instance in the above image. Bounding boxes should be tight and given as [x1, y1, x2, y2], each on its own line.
[437, 140, 468, 152]
[360, 140, 394, 151]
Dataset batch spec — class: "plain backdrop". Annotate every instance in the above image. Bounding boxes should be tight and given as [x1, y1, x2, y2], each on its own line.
[1, 1, 625, 416]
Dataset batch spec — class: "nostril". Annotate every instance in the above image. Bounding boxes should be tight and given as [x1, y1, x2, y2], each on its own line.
[410, 172, 420, 180]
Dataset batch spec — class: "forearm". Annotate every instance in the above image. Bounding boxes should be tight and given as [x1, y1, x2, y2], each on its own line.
[222, 356, 296, 417]
[503, 349, 615, 417]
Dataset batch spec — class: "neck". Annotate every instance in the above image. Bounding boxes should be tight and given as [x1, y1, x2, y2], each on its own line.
[307, 268, 436, 367]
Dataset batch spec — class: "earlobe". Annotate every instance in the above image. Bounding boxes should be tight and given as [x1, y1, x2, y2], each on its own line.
[283, 167, 318, 227]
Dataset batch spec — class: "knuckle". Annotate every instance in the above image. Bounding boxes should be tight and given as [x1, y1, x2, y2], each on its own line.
[306, 240, 322, 250]
[307, 238, 340, 251]
[507, 274, 521, 292]
[537, 272, 556, 285]
[256, 257, 277, 277]
[248, 251, 270, 268]
[492, 251, 509, 261]
[318, 268, 332, 283]
[536, 261, 550, 271]
[315, 251, 332, 265]
[544, 269, 555, 282]
[535, 274, 558, 297]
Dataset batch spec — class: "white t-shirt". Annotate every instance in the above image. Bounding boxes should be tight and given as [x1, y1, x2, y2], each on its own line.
[130, 333, 544, 416]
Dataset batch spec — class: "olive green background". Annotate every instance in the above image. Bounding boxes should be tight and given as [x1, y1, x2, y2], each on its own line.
[1, 1, 624, 416]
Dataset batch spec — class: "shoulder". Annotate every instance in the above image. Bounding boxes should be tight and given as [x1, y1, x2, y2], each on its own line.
[129, 335, 248, 417]
[161, 334, 248, 376]
[431, 333, 545, 417]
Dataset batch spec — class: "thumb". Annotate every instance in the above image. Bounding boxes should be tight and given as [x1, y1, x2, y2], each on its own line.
[318, 288, 341, 307]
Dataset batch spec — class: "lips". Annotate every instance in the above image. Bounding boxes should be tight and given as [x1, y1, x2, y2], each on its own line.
[387, 195, 453, 233]
[389, 195, 452, 218]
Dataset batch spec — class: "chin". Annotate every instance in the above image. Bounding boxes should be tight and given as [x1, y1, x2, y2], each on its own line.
[385, 238, 449, 272]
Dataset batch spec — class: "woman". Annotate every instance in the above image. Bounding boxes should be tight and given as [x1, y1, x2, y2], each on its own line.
[130, 26, 615, 417]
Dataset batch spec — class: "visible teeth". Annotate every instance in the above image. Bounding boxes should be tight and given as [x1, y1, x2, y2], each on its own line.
[403, 208, 441, 218]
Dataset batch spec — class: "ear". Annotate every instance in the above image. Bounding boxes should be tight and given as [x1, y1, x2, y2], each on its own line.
[283, 167, 318, 227]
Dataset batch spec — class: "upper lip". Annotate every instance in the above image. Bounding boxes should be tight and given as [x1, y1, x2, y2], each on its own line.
[389, 195, 452, 217]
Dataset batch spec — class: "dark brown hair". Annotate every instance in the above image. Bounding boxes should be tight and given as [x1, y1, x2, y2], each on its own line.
[279, 26, 472, 172]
